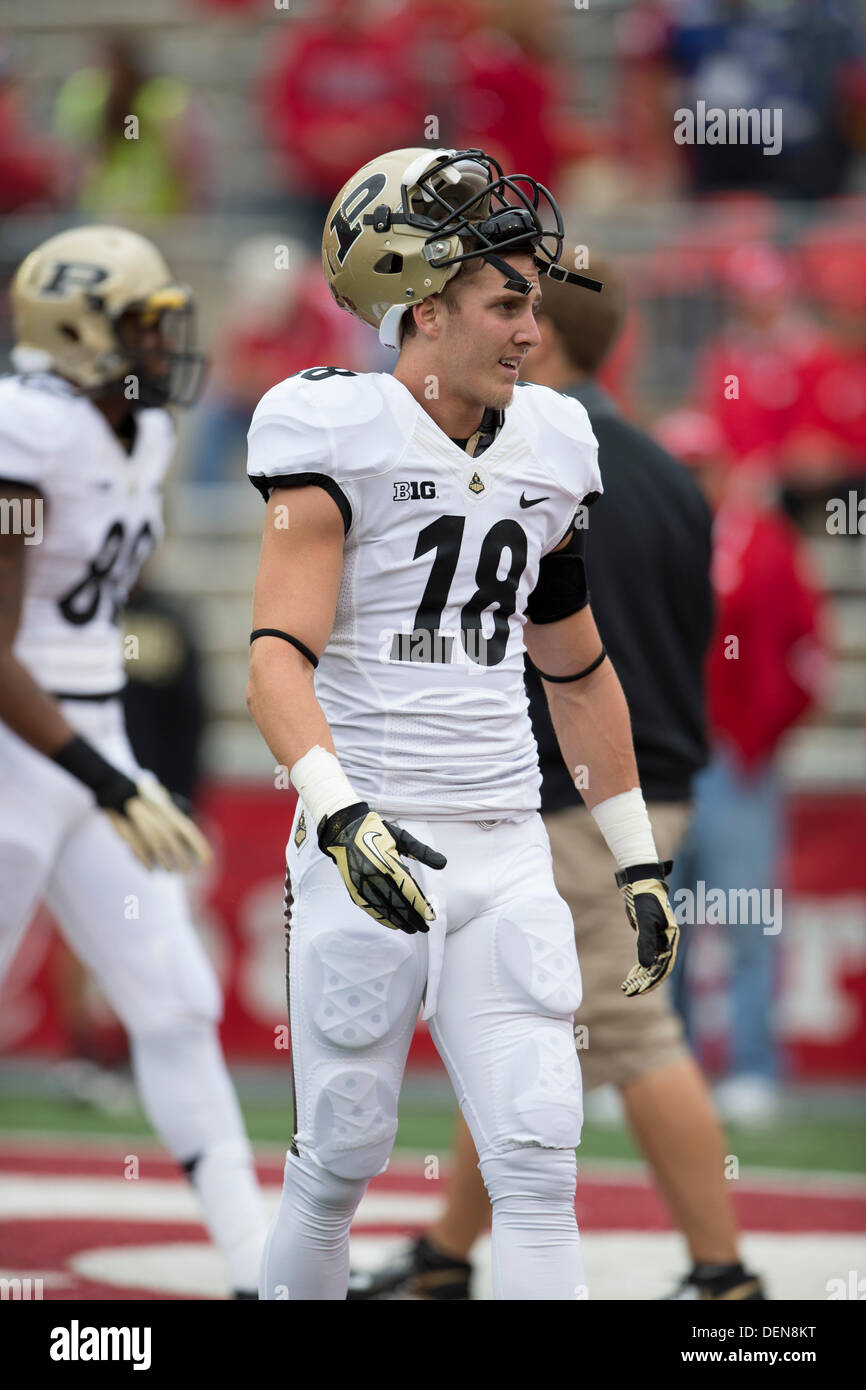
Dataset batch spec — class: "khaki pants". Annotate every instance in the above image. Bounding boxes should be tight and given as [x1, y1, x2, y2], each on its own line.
[543, 802, 691, 1092]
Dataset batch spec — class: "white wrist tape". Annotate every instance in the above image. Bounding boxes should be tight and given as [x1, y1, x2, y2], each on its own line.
[289, 745, 361, 829]
[590, 787, 659, 869]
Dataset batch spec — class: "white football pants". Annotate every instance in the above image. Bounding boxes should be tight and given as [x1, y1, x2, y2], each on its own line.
[261, 805, 586, 1300]
[0, 699, 266, 1293]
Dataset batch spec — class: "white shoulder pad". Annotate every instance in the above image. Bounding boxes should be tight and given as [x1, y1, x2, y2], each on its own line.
[0, 375, 80, 490]
[247, 369, 414, 492]
[511, 382, 602, 505]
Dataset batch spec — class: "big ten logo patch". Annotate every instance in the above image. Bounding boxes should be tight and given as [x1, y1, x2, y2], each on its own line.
[393, 481, 437, 500]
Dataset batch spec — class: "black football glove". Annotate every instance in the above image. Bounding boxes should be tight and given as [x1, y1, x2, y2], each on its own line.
[616, 860, 679, 997]
[317, 801, 446, 934]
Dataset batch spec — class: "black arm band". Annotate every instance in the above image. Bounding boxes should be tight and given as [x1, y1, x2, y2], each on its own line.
[614, 860, 674, 888]
[249, 629, 319, 669]
[52, 735, 137, 811]
[533, 646, 607, 684]
[526, 522, 590, 625]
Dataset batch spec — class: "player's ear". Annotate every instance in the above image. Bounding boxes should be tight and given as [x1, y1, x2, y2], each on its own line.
[412, 295, 442, 342]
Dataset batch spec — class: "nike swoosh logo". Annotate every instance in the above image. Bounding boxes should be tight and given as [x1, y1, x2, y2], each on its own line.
[520, 492, 549, 508]
[362, 828, 393, 871]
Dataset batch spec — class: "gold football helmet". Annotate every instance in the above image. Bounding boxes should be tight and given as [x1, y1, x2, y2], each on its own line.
[11, 224, 206, 406]
[322, 147, 602, 349]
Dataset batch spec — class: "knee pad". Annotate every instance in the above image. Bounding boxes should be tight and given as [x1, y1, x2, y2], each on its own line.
[306, 1062, 399, 1179]
[481, 1146, 577, 1208]
[307, 928, 417, 1048]
[496, 899, 582, 1018]
[506, 1024, 583, 1148]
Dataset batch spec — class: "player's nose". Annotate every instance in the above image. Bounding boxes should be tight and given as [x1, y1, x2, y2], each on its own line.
[514, 308, 542, 349]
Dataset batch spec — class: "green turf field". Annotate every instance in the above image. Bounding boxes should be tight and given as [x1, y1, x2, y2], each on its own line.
[1, 1089, 864, 1175]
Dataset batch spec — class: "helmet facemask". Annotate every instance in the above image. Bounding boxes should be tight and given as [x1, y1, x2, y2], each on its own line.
[394, 150, 598, 298]
[99, 291, 207, 408]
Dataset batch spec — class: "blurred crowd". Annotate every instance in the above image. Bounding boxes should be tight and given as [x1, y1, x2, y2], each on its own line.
[4, 2, 863, 488]
[4, 0, 866, 217]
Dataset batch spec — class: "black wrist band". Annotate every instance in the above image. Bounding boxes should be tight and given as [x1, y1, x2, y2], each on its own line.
[317, 800, 370, 851]
[614, 859, 674, 888]
[250, 629, 319, 669]
[534, 646, 607, 683]
[52, 735, 138, 812]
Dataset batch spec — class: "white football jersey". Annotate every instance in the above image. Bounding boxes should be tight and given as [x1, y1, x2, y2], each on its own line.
[248, 368, 602, 820]
[0, 373, 172, 695]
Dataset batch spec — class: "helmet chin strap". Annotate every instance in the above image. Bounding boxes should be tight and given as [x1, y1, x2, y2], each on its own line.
[483, 252, 536, 294]
[484, 251, 604, 296]
[542, 261, 604, 293]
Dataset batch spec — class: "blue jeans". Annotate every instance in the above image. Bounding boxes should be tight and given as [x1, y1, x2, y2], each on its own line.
[669, 750, 784, 1081]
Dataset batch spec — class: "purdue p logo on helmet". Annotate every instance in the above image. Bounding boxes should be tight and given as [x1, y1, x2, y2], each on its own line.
[11, 225, 206, 407]
[322, 147, 602, 351]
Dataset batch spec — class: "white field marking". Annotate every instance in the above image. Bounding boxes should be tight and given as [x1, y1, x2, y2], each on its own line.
[0, 1175, 209, 1221]
[0, 1266, 73, 1288]
[65, 1232, 866, 1302]
[578, 1232, 866, 1304]
[69, 1242, 231, 1299]
[0, 1173, 441, 1226]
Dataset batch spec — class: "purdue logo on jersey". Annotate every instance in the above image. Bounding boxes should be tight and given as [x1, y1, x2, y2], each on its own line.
[294, 810, 307, 851]
[468, 471, 485, 495]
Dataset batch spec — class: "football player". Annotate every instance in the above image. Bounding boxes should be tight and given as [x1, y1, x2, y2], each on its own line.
[0, 226, 266, 1297]
[246, 148, 679, 1300]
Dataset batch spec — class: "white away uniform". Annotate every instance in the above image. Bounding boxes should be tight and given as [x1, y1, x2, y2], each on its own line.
[0, 373, 266, 1294]
[248, 368, 603, 1300]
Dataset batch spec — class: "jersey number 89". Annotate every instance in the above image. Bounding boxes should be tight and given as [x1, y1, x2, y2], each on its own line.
[58, 519, 155, 626]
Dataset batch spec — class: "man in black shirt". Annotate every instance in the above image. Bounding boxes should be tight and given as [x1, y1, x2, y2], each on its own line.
[350, 257, 764, 1302]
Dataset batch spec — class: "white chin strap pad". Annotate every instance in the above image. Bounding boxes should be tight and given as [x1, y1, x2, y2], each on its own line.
[379, 303, 408, 350]
[11, 345, 54, 372]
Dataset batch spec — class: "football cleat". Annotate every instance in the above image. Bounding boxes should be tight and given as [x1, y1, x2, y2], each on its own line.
[347, 1235, 472, 1300]
[665, 1262, 767, 1300]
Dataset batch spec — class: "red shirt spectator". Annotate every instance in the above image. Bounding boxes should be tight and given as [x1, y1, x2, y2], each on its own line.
[209, 273, 368, 409]
[260, 0, 430, 202]
[696, 320, 828, 473]
[707, 500, 829, 770]
[450, 26, 567, 192]
[788, 341, 866, 478]
[0, 78, 60, 211]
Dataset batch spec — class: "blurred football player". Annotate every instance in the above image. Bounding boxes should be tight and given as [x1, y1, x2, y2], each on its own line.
[247, 148, 679, 1300]
[0, 226, 266, 1297]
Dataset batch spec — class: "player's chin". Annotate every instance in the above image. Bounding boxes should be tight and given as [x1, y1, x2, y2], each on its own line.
[486, 365, 518, 406]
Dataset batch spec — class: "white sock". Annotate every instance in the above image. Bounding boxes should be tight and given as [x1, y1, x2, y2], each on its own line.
[481, 1149, 586, 1300]
[260, 1149, 368, 1301]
